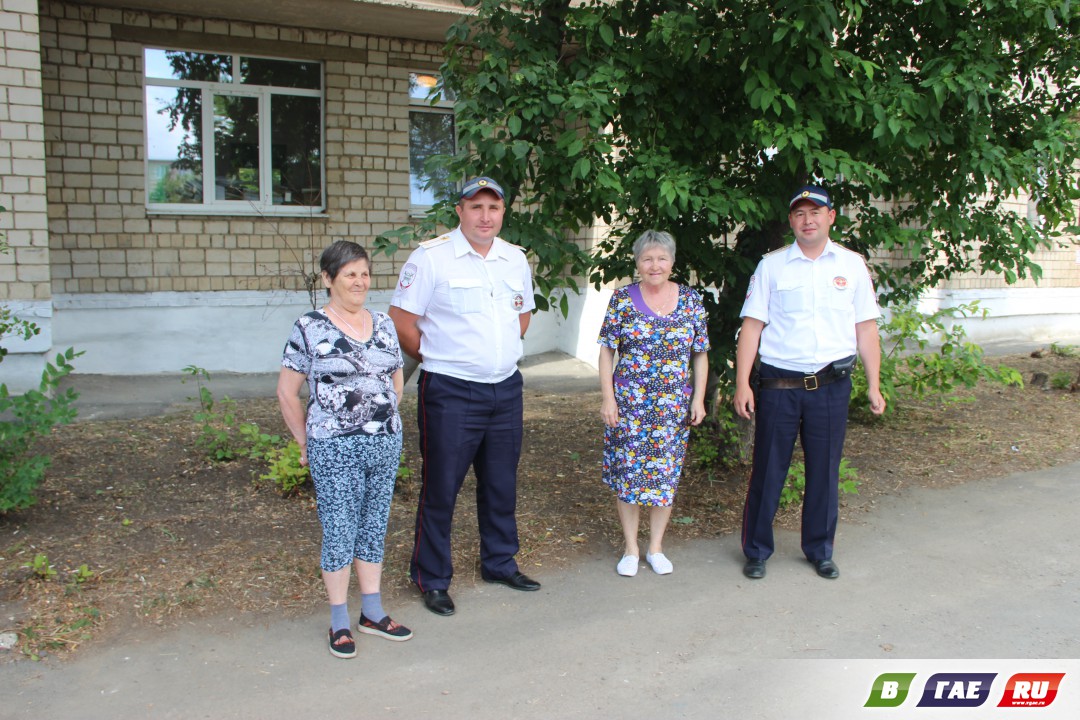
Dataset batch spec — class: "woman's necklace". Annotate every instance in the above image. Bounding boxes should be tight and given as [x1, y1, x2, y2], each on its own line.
[643, 282, 677, 316]
[326, 303, 368, 339]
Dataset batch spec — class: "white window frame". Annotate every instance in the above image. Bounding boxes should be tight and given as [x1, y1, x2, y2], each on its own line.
[409, 71, 456, 215]
[143, 49, 325, 216]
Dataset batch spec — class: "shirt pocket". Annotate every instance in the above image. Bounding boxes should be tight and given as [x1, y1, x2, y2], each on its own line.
[826, 282, 853, 310]
[776, 281, 809, 315]
[502, 278, 526, 313]
[448, 278, 485, 314]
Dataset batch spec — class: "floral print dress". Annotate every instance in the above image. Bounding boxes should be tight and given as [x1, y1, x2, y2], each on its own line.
[598, 283, 710, 506]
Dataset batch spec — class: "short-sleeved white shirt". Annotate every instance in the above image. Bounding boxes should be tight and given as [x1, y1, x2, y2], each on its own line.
[740, 239, 880, 373]
[390, 227, 535, 383]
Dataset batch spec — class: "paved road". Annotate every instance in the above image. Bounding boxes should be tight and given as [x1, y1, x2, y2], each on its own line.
[7, 351, 1080, 718]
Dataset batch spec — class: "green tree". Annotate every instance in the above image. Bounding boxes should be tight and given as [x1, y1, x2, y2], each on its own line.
[380, 0, 1080, 380]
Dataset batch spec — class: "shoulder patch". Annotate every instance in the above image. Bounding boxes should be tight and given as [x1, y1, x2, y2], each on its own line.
[420, 234, 452, 249]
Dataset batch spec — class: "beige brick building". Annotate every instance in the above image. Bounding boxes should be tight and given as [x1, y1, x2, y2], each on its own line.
[2, 0, 1078, 390]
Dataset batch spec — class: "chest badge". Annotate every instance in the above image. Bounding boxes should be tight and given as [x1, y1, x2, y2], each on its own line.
[832, 276, 849, 290]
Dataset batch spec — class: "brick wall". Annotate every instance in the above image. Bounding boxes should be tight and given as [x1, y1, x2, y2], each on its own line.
[865, 195, 1080, 291]
[38, 0, 442, 296]
[0, 0, 49, 302]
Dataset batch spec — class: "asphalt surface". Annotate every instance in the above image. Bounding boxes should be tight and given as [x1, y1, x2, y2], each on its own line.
[6, 350, 1080, 719]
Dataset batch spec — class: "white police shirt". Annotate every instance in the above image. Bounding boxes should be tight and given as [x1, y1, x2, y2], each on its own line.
[390, 227, 535, 384]
[740, 239, 880, 373]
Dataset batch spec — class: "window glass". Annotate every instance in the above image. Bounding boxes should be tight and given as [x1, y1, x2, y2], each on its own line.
[242, 57, 321, 89]
[409, 72, 456, 207]
[409, 111, 456, 207]
[409, 72, 455, 105]
[213, 95, 260, 201]
[272, 95, 323, 206]
[145, 85, 202, 203]
[143, 48, 323, 213]
[145, 48, 232, 82]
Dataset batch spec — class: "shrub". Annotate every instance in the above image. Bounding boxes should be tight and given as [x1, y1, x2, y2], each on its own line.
[851, 301, 1023, 416]
[689, 401, 752, 470]
[0, 348, 82, 513]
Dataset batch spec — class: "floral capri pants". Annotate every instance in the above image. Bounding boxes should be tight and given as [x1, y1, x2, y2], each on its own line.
[306, 432, 402, 572]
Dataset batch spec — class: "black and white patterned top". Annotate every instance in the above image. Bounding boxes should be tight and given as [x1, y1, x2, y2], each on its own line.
[281, 309, 404, 439]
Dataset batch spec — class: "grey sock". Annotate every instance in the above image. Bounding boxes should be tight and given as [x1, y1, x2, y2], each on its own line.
[330, 602, 350, 633]
[361, 592, 385, 622]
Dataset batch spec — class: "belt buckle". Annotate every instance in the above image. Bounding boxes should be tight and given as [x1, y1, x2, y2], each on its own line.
[803, 374, 819, 391]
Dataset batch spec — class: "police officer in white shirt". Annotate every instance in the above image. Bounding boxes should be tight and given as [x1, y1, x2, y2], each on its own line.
[733, 185, 886, 581]
[389, 177, 541, 617]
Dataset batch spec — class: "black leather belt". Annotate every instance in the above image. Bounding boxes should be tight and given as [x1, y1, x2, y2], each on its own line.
[756, 360, 855, 395]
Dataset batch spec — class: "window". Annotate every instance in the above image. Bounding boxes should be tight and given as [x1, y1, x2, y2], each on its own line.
[409, 72, 456, 209]
[144, 48, 324, 214]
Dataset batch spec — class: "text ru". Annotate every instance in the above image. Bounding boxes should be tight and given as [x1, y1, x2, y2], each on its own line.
[1012, 681, 1050, 700]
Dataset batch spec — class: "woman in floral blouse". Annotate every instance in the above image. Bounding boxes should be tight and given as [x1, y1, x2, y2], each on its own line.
[598, 230, 710, 577]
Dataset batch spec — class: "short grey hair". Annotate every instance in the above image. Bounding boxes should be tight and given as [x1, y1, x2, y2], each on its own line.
[632, 230, 676, 263]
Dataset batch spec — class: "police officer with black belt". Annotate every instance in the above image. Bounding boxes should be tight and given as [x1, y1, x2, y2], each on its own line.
[389, 177, 541, 617]
[733, 185, 886, 580]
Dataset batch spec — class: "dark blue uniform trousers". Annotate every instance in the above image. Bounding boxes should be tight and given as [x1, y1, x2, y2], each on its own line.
[411, 369, 523, 591]
[741, 362, 851, 563]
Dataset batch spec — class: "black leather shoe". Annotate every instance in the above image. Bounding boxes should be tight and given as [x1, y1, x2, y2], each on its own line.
[421, 589, 455, 616]
[743, 558, 766, 579]
[811, 558, 840, 579]
[482, 570, 541, 591]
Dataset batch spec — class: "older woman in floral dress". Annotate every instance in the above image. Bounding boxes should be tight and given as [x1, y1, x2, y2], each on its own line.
[598, 230, 710, 576]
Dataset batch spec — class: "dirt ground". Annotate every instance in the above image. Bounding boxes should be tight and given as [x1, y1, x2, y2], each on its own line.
[1, 350, 1077, 661]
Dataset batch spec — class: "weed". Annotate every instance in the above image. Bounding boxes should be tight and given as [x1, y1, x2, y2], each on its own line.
[1049, 342, 1077, 358]
[22, 553, 57, 580]
[237, 422, 282, 460]
[187, 574, 217, 589]
[779, 458, 860, 510]
[1050, 371, 1073, 390]
[259, 441, 311, 495]
[71, 564, 95, 584]
[181, 365, 242, 461]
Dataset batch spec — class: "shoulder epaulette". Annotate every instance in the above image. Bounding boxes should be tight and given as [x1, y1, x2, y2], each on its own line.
[831, 241, 870, 264]
[420, 234, 452, 249]
[762, 246, 787, 258]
